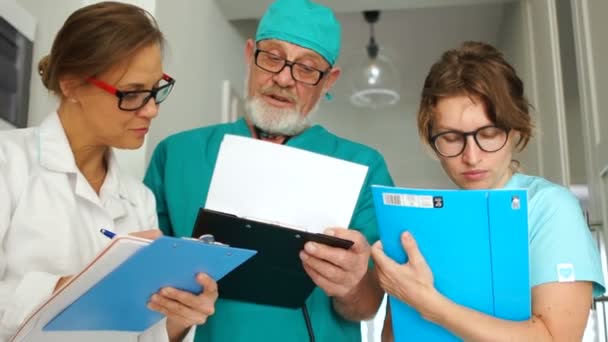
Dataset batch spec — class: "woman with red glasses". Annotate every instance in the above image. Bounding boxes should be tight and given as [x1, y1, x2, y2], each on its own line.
[0, 2, 216, 341]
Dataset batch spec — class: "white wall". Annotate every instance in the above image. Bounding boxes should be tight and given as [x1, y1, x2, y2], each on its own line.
[1, 0, 68, 130]
[525, 0, 570, 186]
[583, 0, 608, 231]
[0, 120, 15, 130]
[0, 0, 35, 130]
[497, 1, 540, 176]
[556, 0, 586, 185]
[571, 0, 608, 232]
[583, 0, 608, 174]
[16, 0, 81, 127]
[82, 0, 155, 12]
[146, 0, 247, 162]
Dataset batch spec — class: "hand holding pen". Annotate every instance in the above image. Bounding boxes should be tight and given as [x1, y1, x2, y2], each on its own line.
[99, 228, 116, 239]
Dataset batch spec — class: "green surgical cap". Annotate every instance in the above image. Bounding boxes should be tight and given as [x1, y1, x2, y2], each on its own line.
[255, 0, 341, 66]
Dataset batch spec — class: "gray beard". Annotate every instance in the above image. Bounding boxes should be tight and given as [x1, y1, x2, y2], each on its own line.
[245, 97, 312, 136]
[243, 75, 319, 136]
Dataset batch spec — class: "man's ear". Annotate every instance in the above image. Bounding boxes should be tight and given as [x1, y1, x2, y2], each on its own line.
[245, 39, 255, 63]
[322, 66, 341, 94]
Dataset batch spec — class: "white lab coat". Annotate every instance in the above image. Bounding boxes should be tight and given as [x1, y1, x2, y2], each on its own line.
[0, 112, 194, 342]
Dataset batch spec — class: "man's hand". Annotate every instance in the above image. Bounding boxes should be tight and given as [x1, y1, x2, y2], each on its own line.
[300, 228, 383, 320]
[299, 228, 370, 299]
[148, 273, 219, 341]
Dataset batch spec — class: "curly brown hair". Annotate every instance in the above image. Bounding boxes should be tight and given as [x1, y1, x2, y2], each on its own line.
[417, 41, 533, 152]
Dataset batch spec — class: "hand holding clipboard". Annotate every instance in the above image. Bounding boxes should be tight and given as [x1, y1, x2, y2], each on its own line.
[11, 231, 255, 341]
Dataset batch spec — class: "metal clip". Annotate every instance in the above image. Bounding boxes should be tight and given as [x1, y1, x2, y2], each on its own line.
[197, 234, 229, 246]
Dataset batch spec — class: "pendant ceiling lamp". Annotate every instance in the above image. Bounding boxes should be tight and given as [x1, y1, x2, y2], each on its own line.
[350, 10, 400, 109]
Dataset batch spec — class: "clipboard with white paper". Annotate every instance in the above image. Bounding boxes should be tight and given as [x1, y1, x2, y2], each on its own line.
[196, 134, 368, 308]
[11, 235, 256, 341]
[206, 134, 369, 234]
[191, 208, 354, 308]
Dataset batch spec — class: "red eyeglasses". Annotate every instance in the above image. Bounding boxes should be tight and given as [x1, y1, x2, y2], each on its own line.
[86, 74, 175, 111]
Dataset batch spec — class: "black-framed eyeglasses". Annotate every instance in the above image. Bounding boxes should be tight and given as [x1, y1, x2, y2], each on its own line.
[429, 125, 511, 157]
[86, 74, 175, 111]
[254, 49, 330, 86]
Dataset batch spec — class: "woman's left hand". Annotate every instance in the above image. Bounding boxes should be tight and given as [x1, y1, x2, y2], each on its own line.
[147, 273, 219, 340]
[371, 231, 440, 317]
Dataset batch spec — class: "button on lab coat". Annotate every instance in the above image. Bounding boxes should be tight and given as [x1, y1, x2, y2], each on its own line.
[0, 112, 193, 342]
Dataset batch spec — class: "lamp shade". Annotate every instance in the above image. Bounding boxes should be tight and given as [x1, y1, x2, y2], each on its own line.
[350, 48, 400, 109]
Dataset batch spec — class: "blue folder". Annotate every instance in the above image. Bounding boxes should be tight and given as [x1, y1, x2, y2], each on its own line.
[43, 236, 256, 332]
[372, 185, 530, 341]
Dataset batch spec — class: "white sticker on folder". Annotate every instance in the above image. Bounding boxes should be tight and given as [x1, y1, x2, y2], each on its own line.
[557, 263, 576, 282]
[419, 196, 434, 208]
[383, 193, 433, 208]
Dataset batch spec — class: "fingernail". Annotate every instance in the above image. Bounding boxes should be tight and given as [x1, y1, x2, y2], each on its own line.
[324, 229, 335, 236]
[305, 242, 316, 253]
[162, 288, 171, 295]
[299, 251, 308, 260]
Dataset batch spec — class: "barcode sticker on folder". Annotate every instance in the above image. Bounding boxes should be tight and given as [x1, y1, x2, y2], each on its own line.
[383, 193, 434, 208]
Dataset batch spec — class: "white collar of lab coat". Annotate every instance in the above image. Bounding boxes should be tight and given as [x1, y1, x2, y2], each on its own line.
[100, 154, 134, 220]
[38, 112, 135, 216]
[38, 111, 78, 174]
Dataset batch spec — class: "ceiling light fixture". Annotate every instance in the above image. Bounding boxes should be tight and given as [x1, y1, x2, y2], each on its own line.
[350, 10, 400, 109]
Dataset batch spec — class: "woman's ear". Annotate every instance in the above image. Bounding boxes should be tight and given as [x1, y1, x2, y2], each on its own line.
[58, 76, 80, 102]
[509, 129, 523, 151]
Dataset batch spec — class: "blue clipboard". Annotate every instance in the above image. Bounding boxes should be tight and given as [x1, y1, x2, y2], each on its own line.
[372, 185, 530, 341]
[43, 236, 256, 332]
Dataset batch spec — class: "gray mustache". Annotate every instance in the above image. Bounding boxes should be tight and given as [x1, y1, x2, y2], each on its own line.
[262, 89, 297, 103]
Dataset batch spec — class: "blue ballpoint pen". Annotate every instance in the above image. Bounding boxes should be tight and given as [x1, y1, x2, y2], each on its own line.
[99, 228, 116, 239]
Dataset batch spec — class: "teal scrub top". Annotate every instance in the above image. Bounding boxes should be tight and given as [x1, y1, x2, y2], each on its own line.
[505, 173, 605, 296]
[144, 118, 394, 342]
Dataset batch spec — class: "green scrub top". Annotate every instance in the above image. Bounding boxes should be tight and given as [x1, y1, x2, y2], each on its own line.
[144, 118, 394, 342]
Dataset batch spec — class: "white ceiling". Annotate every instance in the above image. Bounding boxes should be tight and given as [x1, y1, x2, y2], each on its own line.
[215, 0, 512, 20]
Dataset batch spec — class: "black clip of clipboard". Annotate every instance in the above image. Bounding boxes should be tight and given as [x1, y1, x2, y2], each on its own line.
[191, 208, 354, 308]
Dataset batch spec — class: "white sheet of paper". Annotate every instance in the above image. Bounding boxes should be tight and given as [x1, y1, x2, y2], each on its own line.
[12, 237, 150, 341]
[205, 135, 369, 234]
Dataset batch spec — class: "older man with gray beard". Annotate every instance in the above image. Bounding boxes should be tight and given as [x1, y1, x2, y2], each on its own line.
[144, 0, 394, 341]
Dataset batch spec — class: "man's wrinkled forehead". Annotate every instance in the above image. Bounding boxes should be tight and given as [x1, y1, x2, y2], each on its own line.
[257, 39, 329, 65]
